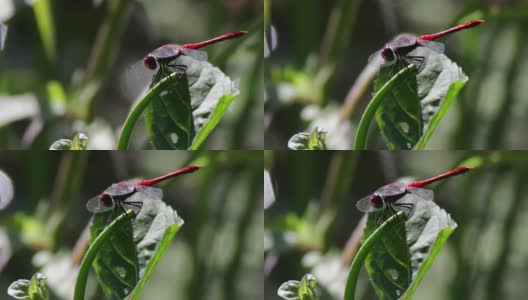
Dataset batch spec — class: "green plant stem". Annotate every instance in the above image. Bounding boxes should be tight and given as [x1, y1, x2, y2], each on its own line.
[32, 0, 56, 78]
[186, 157, 219, 300]
[317, 152, 357, 251]
[485, 171, 525, 300]
[77, 0, 133, 120]
[73, 212, 133, 300]
[229, 33, 262, 149]
[318, 0, 361, 102]
[264, 0, 270, 27]
[223, 166, 261, 300]
[116, 75, 174, 149]
[354, 65, 415, 150]
[486, 24, 526, 148]
[343, 212, 405, 300]
[48, 153, 88, 251]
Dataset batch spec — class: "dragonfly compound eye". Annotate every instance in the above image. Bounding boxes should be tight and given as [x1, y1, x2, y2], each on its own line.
[370, 195, 384, 208]
[143, 55, 158, 70]
[381, 47, 395, 61]
[99, 193, 113, 207]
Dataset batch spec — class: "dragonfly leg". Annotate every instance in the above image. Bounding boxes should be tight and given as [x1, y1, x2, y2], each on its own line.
[167, 63, 187, 78]
[106, 207, 118, 223]
[405, 55, 426, 72]
[388, 59, 401, 78]
[393, 202, 414, 218]
[150, 68, 164, 88]
[123, 200, 143, 221]
[376, 207, 389, 225]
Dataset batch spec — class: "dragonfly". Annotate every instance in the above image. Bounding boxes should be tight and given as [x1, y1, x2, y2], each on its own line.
[136, 31, 248, 86]
[86, 165, 202, 222]
[356, 166, 472, 223]
[369, 20, 485, 76]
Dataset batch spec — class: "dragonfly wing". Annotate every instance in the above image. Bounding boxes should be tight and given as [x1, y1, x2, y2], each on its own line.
[181, 48, 208, 61]
[417, 39, 445, 54]
[368, 49, 395, 67]
[375, 183, 407, 197]
[150, 44, 181, 59]
[407, 187, 434, 201]
[390, 35, 417, 48]
[106, 182, 135, 197]
[356, 195, 384, 213]
[86, 195, 114, 213]
[136, 185, 163, 200]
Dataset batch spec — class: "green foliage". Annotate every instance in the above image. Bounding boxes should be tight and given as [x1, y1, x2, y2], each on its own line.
[288, 127, 328, 150]
[372, 48, 468, 150]
[265, 2, 524, 149]
[0, 2, 259, 149]
[81, 197, 184, 300]
[49, 133, 88, 150]
[360, 195, 457, 299]
[142, 56, 238, 149]
[265, 152, 528, 300]
[8, 273, 49, 300]
[278, 274, 319, 300]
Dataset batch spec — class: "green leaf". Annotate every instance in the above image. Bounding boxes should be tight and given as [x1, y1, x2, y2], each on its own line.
[144, 55, 238, 149]
[8, 273, 49, 300]
[363, 211, 411, 299]
[288, 127, 327, 150]
[88, 193, 184, 300]
[362, 194, 457, 300]
[278, 274, 319, 300]
[49, 133, 88, 150]
[344, 212, 405, 300]
[400, 199, 457, 299]
[373, 47, 468, 150]
[49, 139, 73, 150]
[90, 212, 137, 299]
[354, 66, 415, 150]
[145, 74, 194, 149]
[70, 133, 88, 150]
[189, 93, 235, 150]
[31, 0, 56, 63]
[374, 65, 420, 150]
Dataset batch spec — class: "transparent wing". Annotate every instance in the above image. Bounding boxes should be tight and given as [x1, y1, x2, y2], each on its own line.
[356, 194, 385, 213]
[85, 194, 114, 213]
[136, 185, 163, 200]
[180, 48, 208, 61]
[105, 182, 135, 197]
[150, 44, 181, 59]
[368, 49, 396, 67]
[416, 39, 445, 54]
[124, 59, 155, 100]
[375, 183, 407, 197]
[407, 187, 434, 201]
[389, 35, 417, 48]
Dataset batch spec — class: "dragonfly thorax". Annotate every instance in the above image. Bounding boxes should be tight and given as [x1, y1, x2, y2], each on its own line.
[99, 193, 114, 207]
[143, 55, 158, 70]
[370, 194, 384, 208]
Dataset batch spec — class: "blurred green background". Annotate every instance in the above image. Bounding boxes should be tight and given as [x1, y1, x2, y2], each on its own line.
[265, 0, 528, 149]
[0, 0, 263, 149]
[0, 151, 263, 299]
[265, 151, 528, 299]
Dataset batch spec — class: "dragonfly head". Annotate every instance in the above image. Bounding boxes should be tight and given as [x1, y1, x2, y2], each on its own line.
[370, 194, 384, 209]
[381, 46, 395, 62]
[143, 55, 158, 70]
[98, 193, 114, 207]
